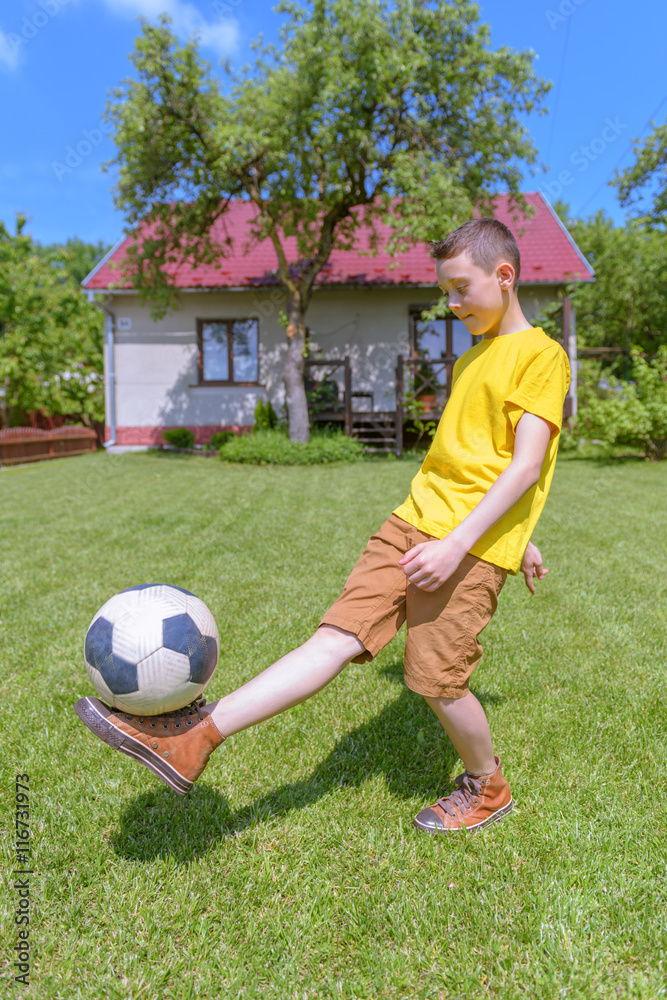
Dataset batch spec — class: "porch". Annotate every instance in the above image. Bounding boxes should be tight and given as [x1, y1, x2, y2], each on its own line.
[306, 294, 577, 456]
[305, 355, 454, 458]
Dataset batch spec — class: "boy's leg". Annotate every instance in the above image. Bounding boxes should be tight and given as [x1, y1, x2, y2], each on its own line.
[404, 552, 513, 832]
[75, 514, 412, 796]
[424, 690, 495, 778]
[74, 625, 364, 796]
[208, 625, 364, 737]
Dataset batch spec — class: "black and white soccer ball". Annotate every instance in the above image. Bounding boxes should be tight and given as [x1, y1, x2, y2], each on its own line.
[84, 584, 220, 715]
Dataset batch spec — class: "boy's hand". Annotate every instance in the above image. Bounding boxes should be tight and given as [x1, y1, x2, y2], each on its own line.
[521, 541, 548, 595]
[399, 536, 466, 592]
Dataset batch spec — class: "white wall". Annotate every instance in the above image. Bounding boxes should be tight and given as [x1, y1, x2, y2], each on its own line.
[105, 283, 563, 430]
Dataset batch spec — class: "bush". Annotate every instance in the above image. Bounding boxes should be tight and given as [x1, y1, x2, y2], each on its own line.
[162, 428, 195, 449]
[557, 420, 582, 453]
[575, 347, 667, 460]
[218, 428, 364, 465]
[305, 378, 340, 415]
[208, 431, 235, 450]
[254, 398, 278, 431]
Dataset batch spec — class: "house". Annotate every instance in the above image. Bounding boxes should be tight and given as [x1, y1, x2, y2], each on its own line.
[82, 192, 594, 450]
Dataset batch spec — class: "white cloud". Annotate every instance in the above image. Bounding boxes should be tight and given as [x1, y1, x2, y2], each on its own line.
[101, 0, 240, 57]
[0, 27, 21, 71]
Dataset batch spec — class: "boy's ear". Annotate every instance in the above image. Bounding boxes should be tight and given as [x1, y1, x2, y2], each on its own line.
[497, 262, 516, 290]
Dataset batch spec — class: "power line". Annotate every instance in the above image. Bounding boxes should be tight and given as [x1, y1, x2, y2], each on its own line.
[545, 15, 573, 165]
[575, 92, 667, 217]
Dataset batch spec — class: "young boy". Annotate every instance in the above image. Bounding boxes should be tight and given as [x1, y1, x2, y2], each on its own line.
[75, 217, 569, 833]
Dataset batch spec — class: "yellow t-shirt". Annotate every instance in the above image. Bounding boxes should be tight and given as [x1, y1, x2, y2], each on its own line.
[393, 327, 570, 574]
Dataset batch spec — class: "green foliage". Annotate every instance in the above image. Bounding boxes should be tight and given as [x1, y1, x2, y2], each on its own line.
[0, 217, 104, 427]
[208, 430, 235, 450]
[555, 420, 581, 453]
[105, 2, 548, 440]
[219, 428, 364, 464]
[612, 113, 667, 225]
[253, 398, 278, 432]
[403, 396, 438, 451]
[402, 362, 439, 449]
[36, 237, 112, 287]
[106, 4, 547, 310]
[533, 207, 667, 358]
[305, 379, 339, 415]
[162, 427, 195, 449]
[575, 348, 667, 460]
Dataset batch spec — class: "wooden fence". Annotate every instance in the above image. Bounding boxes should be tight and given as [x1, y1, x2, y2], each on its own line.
[0, 427, 98, 466]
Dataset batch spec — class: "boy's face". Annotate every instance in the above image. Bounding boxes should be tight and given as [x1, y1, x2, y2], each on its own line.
[435, 251, 515, 337]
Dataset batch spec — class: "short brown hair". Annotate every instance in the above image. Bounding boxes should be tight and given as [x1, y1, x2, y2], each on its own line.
[429, 218, 521, 288]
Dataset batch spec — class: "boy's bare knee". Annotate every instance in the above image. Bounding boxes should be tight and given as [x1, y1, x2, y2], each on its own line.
[316, 623, 365, 660]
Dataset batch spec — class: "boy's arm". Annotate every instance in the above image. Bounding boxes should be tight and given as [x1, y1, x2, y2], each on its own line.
[399, 412, 551, 592]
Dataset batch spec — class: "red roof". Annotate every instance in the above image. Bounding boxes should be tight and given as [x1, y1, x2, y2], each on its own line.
[83, 191, 594, 291]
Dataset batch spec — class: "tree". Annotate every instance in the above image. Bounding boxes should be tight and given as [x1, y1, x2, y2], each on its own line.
[533, 204, 667, 362]
[613, 115, 667, 226]
[0, 217, 104, 428]
[36, 237, 112, 287]
[105, 0, 549, 441]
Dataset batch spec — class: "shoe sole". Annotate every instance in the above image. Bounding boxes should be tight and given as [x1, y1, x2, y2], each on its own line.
[74, 697, 192, 796]
[413, 797, 514, 834]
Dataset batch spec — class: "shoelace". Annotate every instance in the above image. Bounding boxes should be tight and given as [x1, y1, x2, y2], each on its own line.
[123, 698, 208, 725]
[436, 772, 483, 818]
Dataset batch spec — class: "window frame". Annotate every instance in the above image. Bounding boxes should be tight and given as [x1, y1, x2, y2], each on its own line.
[409, 307, 481, 359]
[196, 317, 260, 386]
[409, 306, 452, 359]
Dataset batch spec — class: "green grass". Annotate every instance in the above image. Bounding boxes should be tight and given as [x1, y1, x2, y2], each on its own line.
[1, 451, 666, 999]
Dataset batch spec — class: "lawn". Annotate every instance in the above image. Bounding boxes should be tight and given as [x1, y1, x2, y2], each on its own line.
[1, 451, 666, 1000]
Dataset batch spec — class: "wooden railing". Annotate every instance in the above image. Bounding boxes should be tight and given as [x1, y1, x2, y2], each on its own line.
[395, 355, 456, 426]
[304, 357, 352, 436]
[0, 427, 98, 466]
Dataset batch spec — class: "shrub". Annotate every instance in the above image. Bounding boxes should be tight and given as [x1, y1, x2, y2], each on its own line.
[162, 428, 195, 449]
[218, 428, 364, 465]
[557, 420, 581, 453]
[254, 398, 278, 431]
[575, 347, 667, 460]
[208, 431, 235, 450]
[305, 379, 340, 415]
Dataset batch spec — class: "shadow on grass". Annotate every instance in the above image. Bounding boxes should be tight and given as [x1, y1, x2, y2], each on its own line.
[111, 663, 505, 862]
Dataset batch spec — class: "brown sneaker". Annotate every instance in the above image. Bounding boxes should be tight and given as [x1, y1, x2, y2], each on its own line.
[74, 696, 224, 796]
[413, 756, 514, 833]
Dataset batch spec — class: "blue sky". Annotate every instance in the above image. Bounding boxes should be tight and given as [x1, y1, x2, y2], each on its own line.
[1, 0, 665, 247]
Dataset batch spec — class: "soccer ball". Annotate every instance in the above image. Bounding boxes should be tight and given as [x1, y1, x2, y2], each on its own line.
[84, 584, 220, 715]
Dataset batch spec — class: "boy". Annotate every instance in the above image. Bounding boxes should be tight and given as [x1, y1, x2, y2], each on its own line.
[75, 217, 569, 833]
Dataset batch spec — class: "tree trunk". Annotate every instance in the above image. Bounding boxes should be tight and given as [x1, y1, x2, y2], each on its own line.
[283, 295, 310, 443]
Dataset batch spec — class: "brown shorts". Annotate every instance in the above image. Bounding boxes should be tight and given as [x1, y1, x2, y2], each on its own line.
[320, 514, 506, 699]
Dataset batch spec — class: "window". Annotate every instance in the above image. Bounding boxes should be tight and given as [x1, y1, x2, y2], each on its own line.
[410, 308, 478, 370]
[197, 319, 259, 384]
